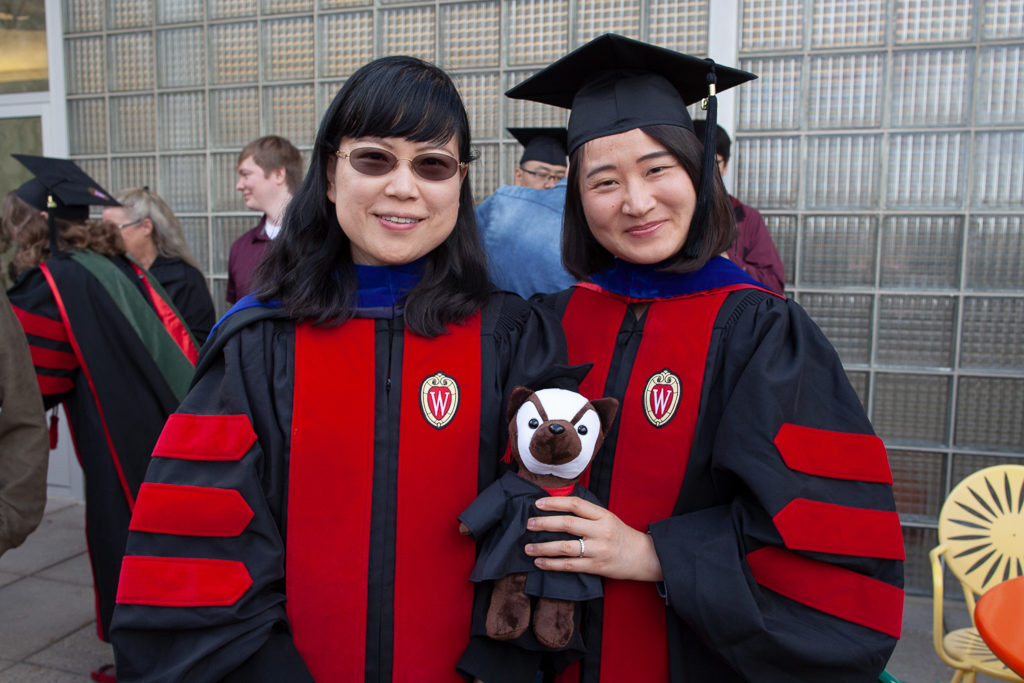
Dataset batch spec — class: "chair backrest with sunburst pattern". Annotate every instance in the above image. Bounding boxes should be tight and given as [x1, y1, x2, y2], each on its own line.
[938, 464, 1024, 598]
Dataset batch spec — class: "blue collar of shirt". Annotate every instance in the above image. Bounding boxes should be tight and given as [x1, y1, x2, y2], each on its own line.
[354, 259, 424, 309]
[589, 256, 762, 300]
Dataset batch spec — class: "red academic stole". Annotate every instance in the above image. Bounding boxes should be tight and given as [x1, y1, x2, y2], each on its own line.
[560, 283, 743, 682]
[287, 315, 481, 682]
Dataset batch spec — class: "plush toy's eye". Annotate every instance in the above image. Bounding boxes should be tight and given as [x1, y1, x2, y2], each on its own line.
[577, 425, 588, 435]
[528, 418, 539, 429]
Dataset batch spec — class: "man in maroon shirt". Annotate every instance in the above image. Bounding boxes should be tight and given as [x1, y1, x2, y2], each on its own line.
[694, 121, 786, 295]
[227, 136, 303, 304]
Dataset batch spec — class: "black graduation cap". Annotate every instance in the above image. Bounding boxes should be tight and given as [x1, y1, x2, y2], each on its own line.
[13, 154, 119, 222]
[508, 127, 568, 167]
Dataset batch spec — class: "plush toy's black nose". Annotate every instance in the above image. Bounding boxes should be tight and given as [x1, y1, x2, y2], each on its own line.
[548, 424, 564, 434]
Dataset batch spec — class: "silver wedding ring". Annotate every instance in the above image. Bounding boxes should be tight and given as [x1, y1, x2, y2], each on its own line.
[578, 537, 585, 558]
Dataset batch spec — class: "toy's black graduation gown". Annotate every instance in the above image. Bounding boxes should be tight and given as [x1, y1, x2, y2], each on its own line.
[109, 263, 574, 683]
[7, 251, 197, 641]
[540, 257, 904, 683]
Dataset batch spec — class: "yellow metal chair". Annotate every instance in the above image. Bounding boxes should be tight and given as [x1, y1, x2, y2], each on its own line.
[930, 464, 1024, 683]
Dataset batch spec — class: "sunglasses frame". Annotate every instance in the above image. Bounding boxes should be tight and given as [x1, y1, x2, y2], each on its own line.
[335, 147, 467, 181]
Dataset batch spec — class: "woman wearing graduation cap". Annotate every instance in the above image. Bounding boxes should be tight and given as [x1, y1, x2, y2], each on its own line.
[109, 55, 575, 682]
[5, 155, 198, 679]
[506, 34, 904, 681]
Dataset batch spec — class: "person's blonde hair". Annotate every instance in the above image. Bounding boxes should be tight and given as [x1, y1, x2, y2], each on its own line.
[2, 191, 124, 276]
[113, 187, 200, 270]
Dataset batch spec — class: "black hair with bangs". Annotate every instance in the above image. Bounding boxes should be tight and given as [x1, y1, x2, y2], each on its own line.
[254, 55, 489, 336]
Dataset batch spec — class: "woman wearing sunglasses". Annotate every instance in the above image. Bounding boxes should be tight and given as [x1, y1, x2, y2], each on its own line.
[110, 56, 573, 682]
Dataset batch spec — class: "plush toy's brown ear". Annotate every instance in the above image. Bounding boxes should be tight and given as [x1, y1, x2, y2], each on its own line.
[589, 397, 620, 436]
[506, 386, 535, 424]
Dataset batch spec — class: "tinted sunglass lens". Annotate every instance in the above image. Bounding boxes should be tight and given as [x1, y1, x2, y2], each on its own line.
[350, 148, 397, 176]
[412, 154, 459, 181]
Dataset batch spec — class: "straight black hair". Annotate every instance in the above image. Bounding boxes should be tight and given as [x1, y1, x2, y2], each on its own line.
[561, 124, 735, 279]
[254, 56, 490, 337]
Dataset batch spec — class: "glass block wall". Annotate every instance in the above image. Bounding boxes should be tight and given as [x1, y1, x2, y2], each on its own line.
[61, 0, 1023, 593]
[737, 0, 1024, 593]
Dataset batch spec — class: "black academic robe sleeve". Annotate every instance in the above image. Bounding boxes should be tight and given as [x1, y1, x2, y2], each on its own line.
[648, 291, 902, 681]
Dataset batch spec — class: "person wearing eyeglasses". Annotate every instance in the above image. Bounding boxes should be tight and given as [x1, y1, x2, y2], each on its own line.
[110, 55, 577, 683]
[102, 188, 215, 343]
[475, 127, 577, 299]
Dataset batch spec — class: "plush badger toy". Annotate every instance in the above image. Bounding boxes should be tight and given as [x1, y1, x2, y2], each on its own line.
[458, 386, 619, 649]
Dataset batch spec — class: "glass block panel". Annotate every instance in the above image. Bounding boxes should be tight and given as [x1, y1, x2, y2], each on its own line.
[734, 136, 800, 208]
[800, 215, 877, 287]
[805, 134, 881, 209]
[110, 156, 157, 193]
[737, 57, 802, 131]
[210, 88, 260, 149]
[951, 453, 1024, 493]
[890, 49, 972, 127]
[263, 84, 316, 147]
[902, 526, 939, 596]
[811, 0, 886, 47]
[210, 152, 243, 212]
[108, 0, 153, 29]
[318, 81, 344, 120]
[158, 0, 204, 23]
[209, 22, 259, 85]
[872, 373, 951, 445]
[765, 214, 797, 286]
[212, 278, 229, 318]
[66, 37, 106, 95]
[876, 295, 957, 368]
[648, 0, 708, 54]
[889, 450, 946, 518]
[955, 377, 1024, 451]
[507, 0, 569, 66]
[68, 99, 108, 155]
[64, 0, 104, 33]
[160, 155, 208, 213]
[740, 0, 804, 52]
[157, 28, 206, 89]
[209, 0, 257, 19]
[575, 0, 641, 44]
[263, 16, 314, 81]
[455, 72, 500, 140]
[381, 6, 437, 63]
[846, 370, 869, 410]
[321, 0, 371, 7]
[213, 216, 256, 273]
[880, 215, 962, 289]
[976, 46, 1024, 125]
[504, 71, 569, 129]
[972, 131, 1024, 210]
[262, 0, 313, 14]
[960, 297, 1024, 371]
[799, 293, 873, 364]
[441, 2, 500, 70]
[318, 11, 374, 79]
[108, 33, 155, 92]
[77, 158, 110, 194]
[160, 92, 207, 151]
[886, 133, 967, 209]
[966, 215, 1024, 291]
[471, 143, 501, 203]
[807, 53, 884, 129]
[982, 0, 1024, 39]
[894, 0, 973, 43]
[110, 95, 156, 153]
[179, 216, 211, 273]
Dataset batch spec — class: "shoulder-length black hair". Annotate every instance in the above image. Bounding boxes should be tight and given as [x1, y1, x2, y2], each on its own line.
[561, 124, 735, 279]
[255, 55, 490, 337]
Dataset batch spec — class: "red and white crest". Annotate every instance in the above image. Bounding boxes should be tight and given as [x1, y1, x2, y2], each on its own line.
[643, 369, 681, 427]
[420, 371, 460, 429]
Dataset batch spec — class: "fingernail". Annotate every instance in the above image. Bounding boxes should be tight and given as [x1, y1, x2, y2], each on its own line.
[524, 544, 534, 554]
[535, 499, 546, 509]
[527, 519, 535, 529]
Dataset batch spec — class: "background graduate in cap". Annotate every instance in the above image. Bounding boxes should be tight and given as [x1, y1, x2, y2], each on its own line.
[476, 127, 576, 298]
[5, 155, 198, 683]
[501, 34, 903, 681]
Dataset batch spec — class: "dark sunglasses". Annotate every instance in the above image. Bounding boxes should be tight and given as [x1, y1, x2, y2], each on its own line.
[335, 147, 467, 181]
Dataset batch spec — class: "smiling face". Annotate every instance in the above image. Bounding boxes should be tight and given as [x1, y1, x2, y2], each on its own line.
[578, 128, 696, 265]
[326, 135, 464, 266]
[236, 155, 286, 214]
[102, 205, 152, 262]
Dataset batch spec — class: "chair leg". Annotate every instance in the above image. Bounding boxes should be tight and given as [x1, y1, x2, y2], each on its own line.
[963, 671, 977, 683]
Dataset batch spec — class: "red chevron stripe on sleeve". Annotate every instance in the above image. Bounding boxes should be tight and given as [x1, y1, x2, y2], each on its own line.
[130, 483, 254, 537]
[747, 546, 903, 638]
[152, 414, 257, 461]
[36, 374, 75, 396]
[116, 556, 253, 607]
[773, 499, 905, 560]
[12, 305, 68, 343]
[30, 345, 79, 371]
[774, 423, 892, 484]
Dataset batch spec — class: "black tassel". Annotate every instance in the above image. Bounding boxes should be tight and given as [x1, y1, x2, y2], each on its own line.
[685, 60, 719, 260]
